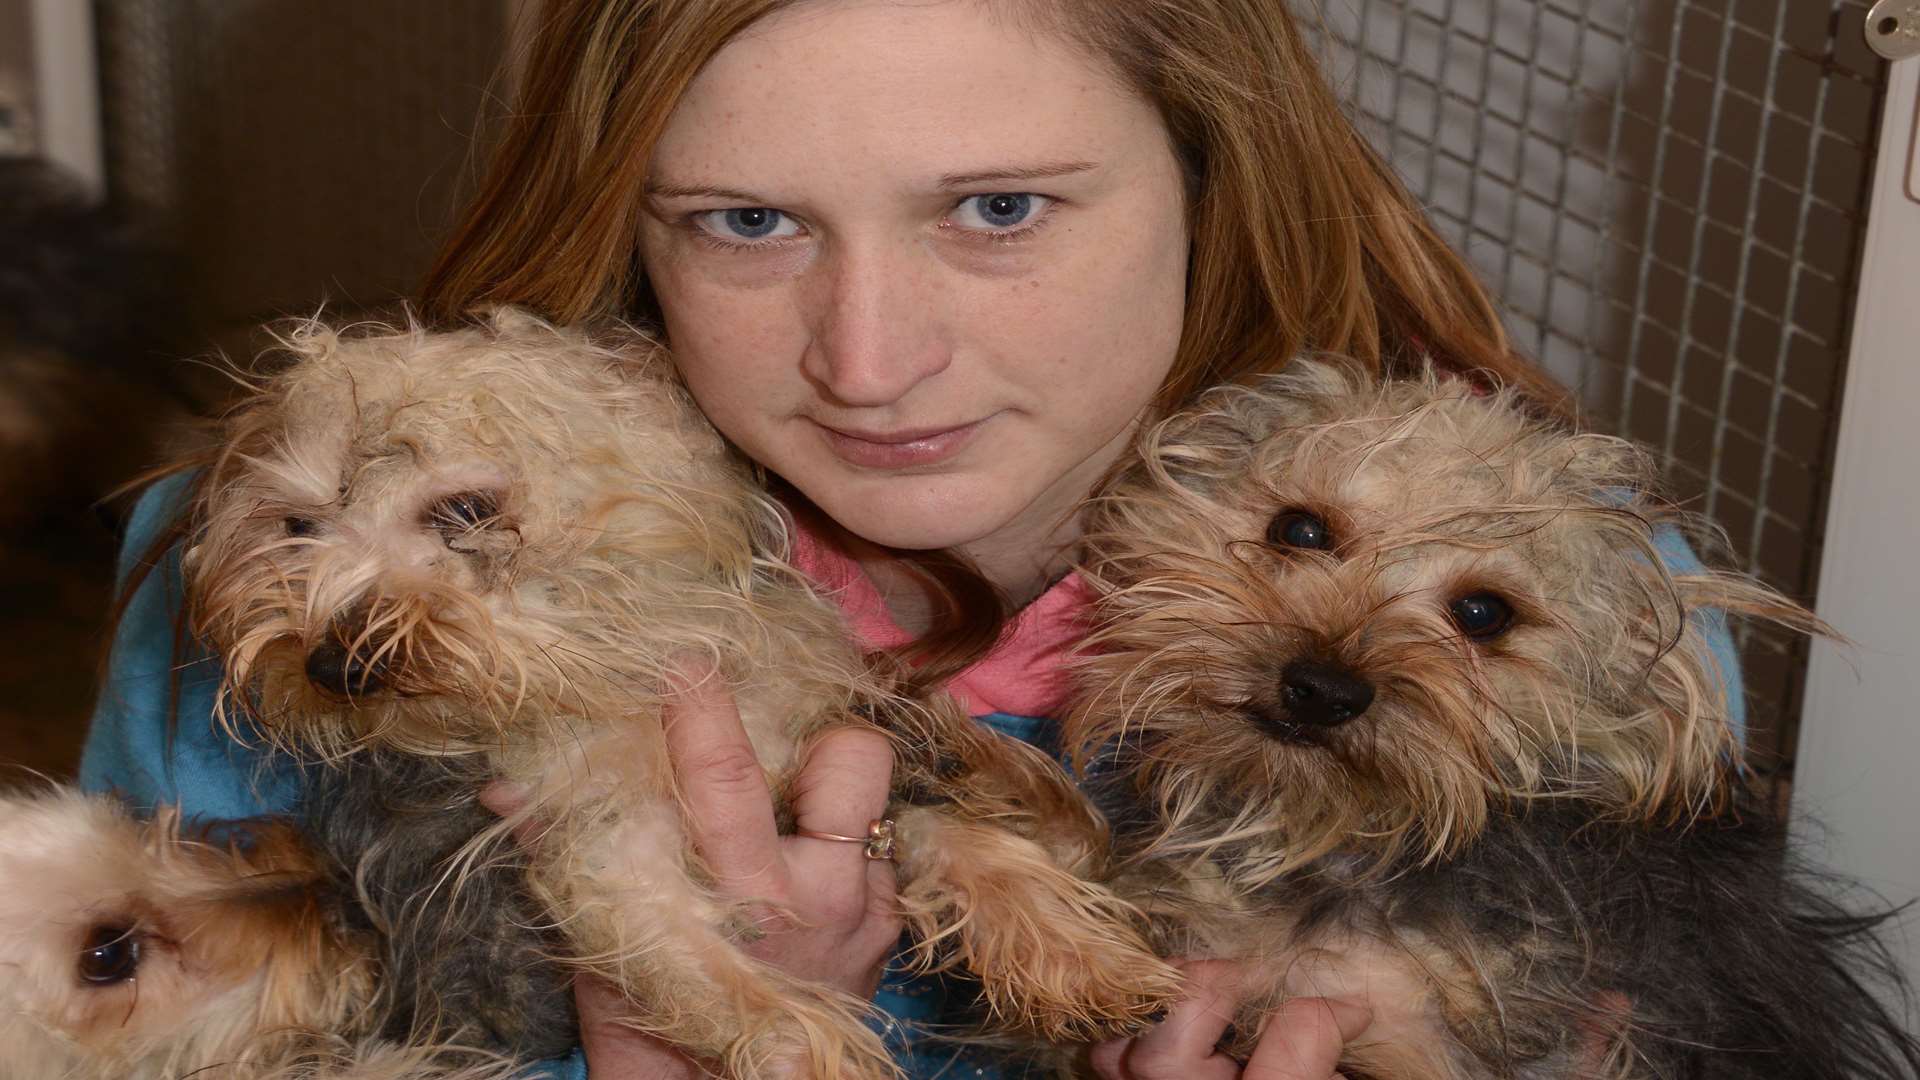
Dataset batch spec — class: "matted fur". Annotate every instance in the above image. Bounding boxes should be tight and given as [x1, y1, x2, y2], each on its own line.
[1077, 360, 1806, 877]
[1069, 361, 1920, 1079]
[0, 785, 430, 1079]
[183, 309, 1178, 1079]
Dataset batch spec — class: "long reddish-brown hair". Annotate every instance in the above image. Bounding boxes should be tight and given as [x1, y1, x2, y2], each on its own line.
[419, 0, 1570, 683]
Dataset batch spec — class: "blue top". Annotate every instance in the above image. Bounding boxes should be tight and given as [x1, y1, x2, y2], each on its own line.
[81, 475, 1745, 1079]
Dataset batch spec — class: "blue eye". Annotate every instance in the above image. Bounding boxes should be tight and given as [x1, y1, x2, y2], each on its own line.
[951, 193, 1050, 231]
[696, 207, 800, 242]
[1449, 592, 1515, 641]
[1266, 510, 1331, 550]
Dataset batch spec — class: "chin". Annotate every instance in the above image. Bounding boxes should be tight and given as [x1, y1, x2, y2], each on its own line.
[808, 475, 1030, 553]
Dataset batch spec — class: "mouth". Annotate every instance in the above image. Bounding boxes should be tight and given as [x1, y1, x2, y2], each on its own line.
[814, 416, 992, 470]
[1244, 707, 1328, 747]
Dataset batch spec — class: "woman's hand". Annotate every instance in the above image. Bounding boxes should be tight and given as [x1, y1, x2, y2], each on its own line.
[658, 658, 902, 992]
[482, 658, 902, 1077]
[1089, 961, 1373, 1080]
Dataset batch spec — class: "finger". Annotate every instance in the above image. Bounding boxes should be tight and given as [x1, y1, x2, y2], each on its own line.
[789, 725, 894, 838]
[786, 726, 897, 920]
[476, 780, 548, 847]
[1090, 1036, 1244, 1080]
[1115, 960, 1246, 1080]
[476, 780, 530, 819]
[1088, 1036, 1131, 1079]
[661, 657, 785, 896]
[575, 975, 702, 1080]
[1243, 998, 1371, 1080]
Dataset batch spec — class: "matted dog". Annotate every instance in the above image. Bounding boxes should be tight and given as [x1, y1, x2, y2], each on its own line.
[181, 309, 1178, 1079]
[0, 786, 518, 1080]
[1070, 360, 1920, 1079]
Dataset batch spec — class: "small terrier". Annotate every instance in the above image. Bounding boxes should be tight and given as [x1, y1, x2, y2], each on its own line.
[1070, 360, 1920, 1080]
[182, 309, 1179, 1079]
[0, 786, 518, 1080]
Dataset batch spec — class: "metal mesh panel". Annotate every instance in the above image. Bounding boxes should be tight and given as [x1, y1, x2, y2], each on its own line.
[1299, 0, 1885, 777]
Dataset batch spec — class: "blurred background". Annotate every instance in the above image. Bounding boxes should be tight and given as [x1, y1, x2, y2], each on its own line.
[1, 0, 519, 776]
[0, 0, 1892, 798]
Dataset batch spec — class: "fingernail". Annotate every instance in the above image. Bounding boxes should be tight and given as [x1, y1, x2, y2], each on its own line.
[478, 780, 532, 816]
[1324, 999, 1373, 1041]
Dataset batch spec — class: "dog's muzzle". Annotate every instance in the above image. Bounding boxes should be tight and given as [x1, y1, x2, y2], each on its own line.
[1276, 660, 1374, 728]
[305, 638, 390, 697]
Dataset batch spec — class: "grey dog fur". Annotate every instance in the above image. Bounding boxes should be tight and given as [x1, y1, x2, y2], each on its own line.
[298, 752, 579, 1061]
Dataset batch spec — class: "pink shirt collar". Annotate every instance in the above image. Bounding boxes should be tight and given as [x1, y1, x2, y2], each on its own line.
[788, 524, 1092, 718]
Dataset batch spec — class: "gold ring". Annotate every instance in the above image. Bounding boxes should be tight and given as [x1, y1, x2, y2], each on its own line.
[796, 818, 897, 861]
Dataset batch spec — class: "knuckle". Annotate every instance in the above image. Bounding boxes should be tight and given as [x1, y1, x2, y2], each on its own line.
[1245, 1060, 1323, 1080]
[1124, 1044, 1186, 1080]
[685, 744, 767, 792]
[817, 888, 872, 930]
[1087, 1040, 1130, 1080]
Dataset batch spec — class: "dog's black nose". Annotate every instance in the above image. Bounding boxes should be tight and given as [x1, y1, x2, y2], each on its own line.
[305, 639, 387, 697]
[1278, 660, 1374, 727]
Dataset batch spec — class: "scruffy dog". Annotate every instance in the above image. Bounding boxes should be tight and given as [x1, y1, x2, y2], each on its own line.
[1070, 361, 1920, 1080]
[0, 786, 518, 1080]
[181, 309, 1178, 1079]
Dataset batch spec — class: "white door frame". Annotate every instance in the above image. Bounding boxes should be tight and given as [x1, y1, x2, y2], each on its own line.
[21, 0, 102, 193]
[1793, 54, 1920, 1008]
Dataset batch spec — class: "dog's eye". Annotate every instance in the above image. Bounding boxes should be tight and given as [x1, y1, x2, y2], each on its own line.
[1266, 510, 1332, 550]
[78, 924, 141, 985]
[1449, 592, 1515, 641]
[430, 492, 499, 531]
[284, 516, 320, 538]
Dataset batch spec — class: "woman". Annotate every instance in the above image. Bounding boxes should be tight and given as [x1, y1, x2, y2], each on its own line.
[88, 2, 1720, 1078]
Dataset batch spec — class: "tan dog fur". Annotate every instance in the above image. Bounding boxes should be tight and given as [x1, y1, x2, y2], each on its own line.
[0, 786, 516, 1080]
[182, 309, 1178, 1079]
[1068, 361, 1836, 1079]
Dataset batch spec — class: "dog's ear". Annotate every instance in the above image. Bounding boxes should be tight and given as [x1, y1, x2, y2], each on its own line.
[1548, 432, 1659, 503]
[1131, 357, 1366, 496]
[1671, 568, 1829, 640]
[1624, 596, 1748, 821]
[1608, 550, 1828, 823]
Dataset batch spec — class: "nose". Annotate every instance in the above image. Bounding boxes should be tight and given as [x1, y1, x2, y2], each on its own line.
[305, 638, 388, 697]
[800, 240, 949, 406]
[1278, 660, 1375, 727]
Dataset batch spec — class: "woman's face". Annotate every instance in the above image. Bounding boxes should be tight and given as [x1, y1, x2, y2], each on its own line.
[639, 0, 1189, 562]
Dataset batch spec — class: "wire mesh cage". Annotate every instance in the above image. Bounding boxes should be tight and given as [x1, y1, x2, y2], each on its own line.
[81, 0, 1887, 782]
[1298, 0, 1888, 784]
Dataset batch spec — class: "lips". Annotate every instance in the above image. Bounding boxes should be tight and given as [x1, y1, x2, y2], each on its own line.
[816, 416, 990, 469]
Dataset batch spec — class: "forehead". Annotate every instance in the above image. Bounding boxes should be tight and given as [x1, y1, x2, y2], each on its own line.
[653, 1, 1164, 194]
[279, 340, 485, 432]
[0, 800, 146, 928]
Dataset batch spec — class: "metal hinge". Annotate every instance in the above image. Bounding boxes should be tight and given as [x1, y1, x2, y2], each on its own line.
[1869, 0, 1920, 61]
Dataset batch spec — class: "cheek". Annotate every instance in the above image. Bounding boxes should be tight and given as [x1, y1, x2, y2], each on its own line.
[978, 216, 1187, 418]
[641, 228, 802, 390]
[650, 297, 801, 451]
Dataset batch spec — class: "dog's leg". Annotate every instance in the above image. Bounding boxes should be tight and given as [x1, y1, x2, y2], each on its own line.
[891, 804, 1183, 1041]
[864, 697, 1182, 1040]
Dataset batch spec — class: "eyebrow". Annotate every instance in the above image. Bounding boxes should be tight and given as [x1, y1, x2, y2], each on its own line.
[644, 181, 766, 202]
[936, 160, 1099, 188]
[644, 160, 1102, 203]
